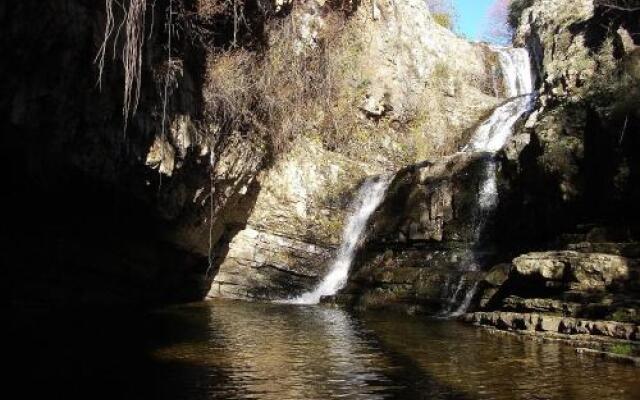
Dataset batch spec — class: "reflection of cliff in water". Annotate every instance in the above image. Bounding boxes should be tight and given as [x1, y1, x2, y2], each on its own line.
[8, 302, 640, 400]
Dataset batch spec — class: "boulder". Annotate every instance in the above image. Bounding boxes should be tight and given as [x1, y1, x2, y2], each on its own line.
[513, 251, 635, 292]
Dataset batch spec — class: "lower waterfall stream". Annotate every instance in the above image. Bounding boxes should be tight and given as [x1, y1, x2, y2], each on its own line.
[287, 176, 392, 305]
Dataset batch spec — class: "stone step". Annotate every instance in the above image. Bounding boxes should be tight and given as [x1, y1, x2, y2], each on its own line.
[497, 295, 640, 324]
[501, 295, 581, 315]
[462, 311, 640, 341]
[512, 251, 639, 292]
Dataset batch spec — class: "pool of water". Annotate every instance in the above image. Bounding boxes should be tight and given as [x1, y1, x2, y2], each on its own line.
[8, 300, 640, 399]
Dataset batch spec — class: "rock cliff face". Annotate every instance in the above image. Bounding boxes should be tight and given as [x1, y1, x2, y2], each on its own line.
[3, 0, 502, 306]
[496, 0, 640, 245]
[8, 0, 637, 318]
[206, 0, 505, 300]
[458, 0, 640, 342]
[3, 0, 258, 306]
[328, 0, 640, 326]
[207, 139, 366, 299]
[327, 153, 494, 312]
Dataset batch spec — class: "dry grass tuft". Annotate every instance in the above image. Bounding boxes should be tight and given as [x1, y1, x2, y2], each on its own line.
[203, 13, 355, 157]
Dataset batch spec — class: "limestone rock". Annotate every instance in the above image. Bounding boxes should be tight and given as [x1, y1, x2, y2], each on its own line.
[513, 251, 636, 292]
[496, 0, 640, 249]
[146, 136, 176, 176]
[358, 0, 492, 118]
[484, 263, 512, 287]
[208, 227, 333, 300]
[368, 152, 490, 245]
[502, 296, 581, 316]
[465, 311, 640, 341]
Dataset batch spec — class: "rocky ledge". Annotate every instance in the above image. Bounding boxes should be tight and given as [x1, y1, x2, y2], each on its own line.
[461, 311, 639, 341]
[458, 245, 640, 360]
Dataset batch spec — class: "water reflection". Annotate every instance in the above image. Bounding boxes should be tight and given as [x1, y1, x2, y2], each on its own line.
[154, 303, 400, 399]
[8, 301, 640, 400]
[362, 312, 640, 400]
[150, 301, 639, 400]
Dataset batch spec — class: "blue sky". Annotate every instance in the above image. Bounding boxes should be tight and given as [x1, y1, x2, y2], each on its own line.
[453, 0, 495, 41]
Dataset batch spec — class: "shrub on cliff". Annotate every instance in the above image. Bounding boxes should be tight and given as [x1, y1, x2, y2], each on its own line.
[426, 0, 457, 30]
[432, 12, 454, 29]
[203, 12, 368, 157]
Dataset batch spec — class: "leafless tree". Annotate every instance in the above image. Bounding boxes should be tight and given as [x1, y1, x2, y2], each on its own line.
[483, 0, 513, 45]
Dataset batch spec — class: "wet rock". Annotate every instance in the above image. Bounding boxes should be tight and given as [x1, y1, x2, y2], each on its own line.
[368, 152, 490, 245]
[496, 0, 640, 249]
[208, 138, 379, 300]
[484, 263, 511, 287]
[477, 263, 511, 309]
[537, 315, 562, 332]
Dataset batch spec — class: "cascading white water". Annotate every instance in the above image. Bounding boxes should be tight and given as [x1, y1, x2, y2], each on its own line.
[465, 47, 534, 218]
[442, 47, 535, 316]
[288, 176, 392, 305]
[494, 47, 533, 98]
[467, 94, 534, 214]
[465, 95, 534, 153]
[451, 281, 479, 317]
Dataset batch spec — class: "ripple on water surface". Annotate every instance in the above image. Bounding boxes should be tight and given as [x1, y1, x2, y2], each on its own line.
[8, 301, 640, 400]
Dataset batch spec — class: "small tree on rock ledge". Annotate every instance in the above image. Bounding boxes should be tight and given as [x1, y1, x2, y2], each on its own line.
[425, 0, 458, 31]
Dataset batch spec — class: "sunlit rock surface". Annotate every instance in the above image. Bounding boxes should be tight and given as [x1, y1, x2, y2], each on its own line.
[207, 0, 505, 300]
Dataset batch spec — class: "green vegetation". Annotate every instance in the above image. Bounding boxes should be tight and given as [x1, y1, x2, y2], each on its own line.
[433, 13, 454, 29]
[609, 343, 633, 356]
[426, 0, 457, 30]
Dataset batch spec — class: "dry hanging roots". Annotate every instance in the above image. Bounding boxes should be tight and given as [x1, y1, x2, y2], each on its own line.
[96, 0, 148, 127]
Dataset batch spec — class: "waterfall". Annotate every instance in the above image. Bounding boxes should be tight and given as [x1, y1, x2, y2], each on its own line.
[442, 47, 535, 316]
[494, 47, 533, 98]
[288, 176, 392, 305]
[465, 95, 534, 153]
[465, 47, 534, 223]
[451, 281, 479, 317]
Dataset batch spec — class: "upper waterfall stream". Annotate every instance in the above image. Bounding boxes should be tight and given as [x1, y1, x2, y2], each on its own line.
[442, 47, 535, 316]
[287, 176, 392, 304]
[464, 47, 534, 227]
